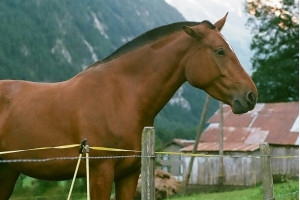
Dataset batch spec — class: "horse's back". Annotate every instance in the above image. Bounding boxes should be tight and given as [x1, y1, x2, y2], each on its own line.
[0, 80, 76, 152]
[0, 80, 28, 119]
[0, 80, 22, 104]
[0, 80, 54, 115]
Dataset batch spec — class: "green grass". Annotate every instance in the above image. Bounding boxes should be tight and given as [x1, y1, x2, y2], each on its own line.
[171, 180, 299, 200]
[10, 178, 298, 200]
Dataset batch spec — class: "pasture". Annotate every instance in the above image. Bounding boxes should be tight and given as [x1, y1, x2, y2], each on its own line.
[10, 177, 298, 199]
[171, 180, 299, 200]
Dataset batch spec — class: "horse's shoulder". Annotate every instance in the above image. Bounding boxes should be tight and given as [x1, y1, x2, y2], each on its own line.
[0, 80, 20, 112]
[1, 80, 25, 93]
[0, 80, 34, 103]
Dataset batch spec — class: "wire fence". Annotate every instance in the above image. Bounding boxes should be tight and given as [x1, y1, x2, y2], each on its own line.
[2, 153, 299, 200]
[0, 154, 298, 163]
[0, 135, 299, 200]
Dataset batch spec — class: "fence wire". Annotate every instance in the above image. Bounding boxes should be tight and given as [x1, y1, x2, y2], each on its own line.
[0, 153, 299, 163]
[0, 155, 147, 163]
[0, 153, 298, 163]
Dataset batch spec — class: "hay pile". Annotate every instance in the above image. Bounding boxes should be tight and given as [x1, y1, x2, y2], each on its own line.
[135, 169, 181, 200]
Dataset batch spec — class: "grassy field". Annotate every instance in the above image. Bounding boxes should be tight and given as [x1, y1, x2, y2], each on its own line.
[171, 180, 299, 200]
[10, 178, 298, 200]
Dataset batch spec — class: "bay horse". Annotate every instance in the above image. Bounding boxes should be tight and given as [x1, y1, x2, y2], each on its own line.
[0, 14, 257, 199]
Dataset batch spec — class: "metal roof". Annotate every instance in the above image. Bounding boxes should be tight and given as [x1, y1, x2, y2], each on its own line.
[182, 142, 260, 152]
[181, 102, 299, 152]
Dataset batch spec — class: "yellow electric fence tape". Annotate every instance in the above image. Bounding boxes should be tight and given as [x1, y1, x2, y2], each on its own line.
[89, 146, 141, 153]
[0, 144, 80, 155]
[0, 144, 298, 159]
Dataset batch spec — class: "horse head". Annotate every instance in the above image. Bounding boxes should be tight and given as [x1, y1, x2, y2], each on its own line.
[182, 13, 257, 114]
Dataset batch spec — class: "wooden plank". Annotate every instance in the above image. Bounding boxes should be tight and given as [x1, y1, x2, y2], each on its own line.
[141, 127, 155, 200]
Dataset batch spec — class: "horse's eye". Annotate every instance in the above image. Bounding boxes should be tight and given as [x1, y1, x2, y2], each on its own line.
[215, 49, 225, 56]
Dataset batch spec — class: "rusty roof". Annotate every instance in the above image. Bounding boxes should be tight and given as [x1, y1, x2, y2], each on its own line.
[181, 102, 299, 152]
[182, 142, 260, 152]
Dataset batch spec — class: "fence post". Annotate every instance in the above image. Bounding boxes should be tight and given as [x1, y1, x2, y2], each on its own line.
[141, 127, 156, 200]
[260, 143, 274, 200]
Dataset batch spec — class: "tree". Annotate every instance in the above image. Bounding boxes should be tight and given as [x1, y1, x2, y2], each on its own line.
[245, 0, 299, 102]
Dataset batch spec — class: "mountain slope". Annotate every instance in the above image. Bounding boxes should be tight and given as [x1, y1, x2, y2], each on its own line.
[0, 0, 184, 81]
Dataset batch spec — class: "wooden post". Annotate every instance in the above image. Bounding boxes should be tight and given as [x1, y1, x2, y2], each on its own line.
[141, 127, 156, 200]
[218, 102, 225, 186]
[184, 95, 210, 194]
[260, 143, 274, 200]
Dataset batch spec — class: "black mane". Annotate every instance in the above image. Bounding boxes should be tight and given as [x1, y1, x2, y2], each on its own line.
[88, 20, 215, 67]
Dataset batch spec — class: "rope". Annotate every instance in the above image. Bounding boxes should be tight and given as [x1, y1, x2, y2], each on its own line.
[86, 145, 90, 200]
[67, 153, 82, 200]
[67, 139, 86, 200]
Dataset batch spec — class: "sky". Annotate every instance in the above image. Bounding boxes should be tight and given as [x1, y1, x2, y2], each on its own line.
[165, 0, 254, 74]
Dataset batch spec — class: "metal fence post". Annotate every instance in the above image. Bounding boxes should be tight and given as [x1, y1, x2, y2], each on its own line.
[141, 127, 156, 200]
[260, 143, 274, 200]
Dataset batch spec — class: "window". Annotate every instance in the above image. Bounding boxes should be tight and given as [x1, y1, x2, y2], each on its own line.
[179, 164, 183, 175]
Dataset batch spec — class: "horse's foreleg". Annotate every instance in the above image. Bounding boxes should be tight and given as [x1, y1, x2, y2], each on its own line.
[115, 170, 140, 200]
[89, 162, 115, 200]
[0, 163, 20, 200]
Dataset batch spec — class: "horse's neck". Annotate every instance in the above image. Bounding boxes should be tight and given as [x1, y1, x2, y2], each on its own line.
[92, 33, 189, 119]
[129, 40, 189, 116]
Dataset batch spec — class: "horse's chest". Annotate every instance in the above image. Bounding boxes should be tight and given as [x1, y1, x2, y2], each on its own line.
[115, 155, 141, 177]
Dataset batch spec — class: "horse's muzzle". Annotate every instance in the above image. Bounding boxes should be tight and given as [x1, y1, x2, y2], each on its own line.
[232, 91, 257, 114]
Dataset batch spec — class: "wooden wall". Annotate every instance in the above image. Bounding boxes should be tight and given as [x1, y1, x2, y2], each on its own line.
[183, 146, 298, 186]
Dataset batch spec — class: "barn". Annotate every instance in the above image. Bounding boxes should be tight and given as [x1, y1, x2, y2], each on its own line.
[181, 102, 299, 189]
[158, 139, 194, 180]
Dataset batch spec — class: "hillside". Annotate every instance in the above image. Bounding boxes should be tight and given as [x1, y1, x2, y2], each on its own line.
[0, 0, 184, 81]
[0, 0, 218, 143]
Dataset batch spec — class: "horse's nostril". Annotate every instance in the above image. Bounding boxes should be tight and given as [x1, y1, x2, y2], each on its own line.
[246, 91, 256, 105]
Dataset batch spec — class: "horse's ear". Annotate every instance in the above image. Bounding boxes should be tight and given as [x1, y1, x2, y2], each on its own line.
[182, 25, 203, 40]
[214, 12, 228, 32]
